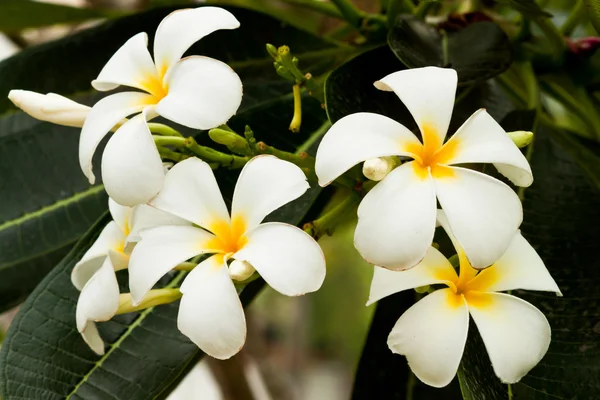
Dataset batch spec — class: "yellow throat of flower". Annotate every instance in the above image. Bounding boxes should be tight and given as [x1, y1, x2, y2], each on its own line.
[406, 123, 459, 179]
[207, 215, 248, 256]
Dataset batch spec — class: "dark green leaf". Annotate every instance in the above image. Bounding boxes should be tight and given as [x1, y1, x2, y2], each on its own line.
[584, 0, 600, 35]
[0, 4, 347, 311]
[0, 0, 117, 33]
[497, 0, 552, 18]
[388, 15, 513, 84]
[458, 127, 600, 399]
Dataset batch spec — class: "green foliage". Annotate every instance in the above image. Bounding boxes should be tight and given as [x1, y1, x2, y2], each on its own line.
[0, 0, 118, 33]
[497, 0, 553, 18]
[388, 15, 513, 84]
[583, 0, 600, 35]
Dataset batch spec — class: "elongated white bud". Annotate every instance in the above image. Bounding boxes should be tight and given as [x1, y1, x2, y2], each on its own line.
[507, 130, 534, 148]
[8, 90, 90, 127]
[229, 260, 256, 281]
[363, 156, 396, 181]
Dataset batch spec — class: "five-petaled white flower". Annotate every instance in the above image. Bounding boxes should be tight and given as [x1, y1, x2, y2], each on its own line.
[368, 210, 561, 387]
[315, 66, 532, 271]
[74, 198, 188, 354]
[129, 155, 326, 359]
[80, 6, 243, 206]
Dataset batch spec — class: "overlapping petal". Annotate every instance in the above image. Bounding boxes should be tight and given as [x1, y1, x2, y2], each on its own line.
[387, 288, 469, 388]
[467, 293, 551, 383]
[442, 109, 533, 187]
[79, 91, 154, 184]
[150, 157, 230, 229]
[233, 222, 325, 296]
[108, 198, 131, 235]
[153, 7, 240, 76]
[355, 162, 436, 270]
[231, 156, 309, 231]
[367, 247, 458, 306]
[92, 32, 158, 93]
[75, 258, 120, 355]
[178, 254, 246, 360]
[374, 67, 457, 147]
[128, 225, 218, 303]
[315, 112, 421, 186]
[126, 204, 191, 244]
[156, 56, 242, 130]
[71, 221, 125, 290]
[467, 232, 562, 295]
[101, 112, 165, 206]
[434, 167, 522, 269]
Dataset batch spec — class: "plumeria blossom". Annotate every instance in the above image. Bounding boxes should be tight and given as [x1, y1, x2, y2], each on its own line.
[368, 211, 561, 387]
[315, 66, 532, 271]
[74, 198, 188, 354]
[8, 90, 91, 127]
[80, 6, 243, 206]
[129, 155, 326, 359]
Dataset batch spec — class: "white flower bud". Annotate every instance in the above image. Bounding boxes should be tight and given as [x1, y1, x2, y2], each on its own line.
[229, 260, 256, 281]
[506, 130, 534, 148]
[8, 89, 90, 127]
[363, 156, 396, 181]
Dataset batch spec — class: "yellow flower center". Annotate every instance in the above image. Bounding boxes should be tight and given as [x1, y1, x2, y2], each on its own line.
[443, 251, 497, 309]
[138, 65, 170, 102]
[206, 215, 248, 255]
[405, 123, 460, 179]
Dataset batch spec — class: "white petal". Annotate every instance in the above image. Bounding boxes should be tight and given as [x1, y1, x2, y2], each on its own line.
[315, 112, 421, 186]
[150, 157, 230, 230]
[233, 222, 325, 296]
[388, 288, 469, 388]
[108, 198, 132, 235]
[443, 109, 533, 187]
[8, 90, 90, 127]
[467, 232, 562, 294]
[126, 204, 191, 244]
[355, 162, 437, 270]
[101, 113, 165, 207]
[178, 254, 246, 360]
[231, 156, 309, 232]
[367, 247, 458, 305]
[79, 91, 154, 184]
[153, 7, 240, 75]
[434, 167, 522, 270]
[156, 56, 242, 130]
[92, 32, 159, 93]
[467, 292, 551, 383]
[128, 225, 217, 304]
[76, 258, 120, 355]
[374, 67, 457, 146]
[71, 221, 125, 290]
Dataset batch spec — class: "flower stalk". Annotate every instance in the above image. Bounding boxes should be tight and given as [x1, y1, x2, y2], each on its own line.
[116, 289, 182, 315]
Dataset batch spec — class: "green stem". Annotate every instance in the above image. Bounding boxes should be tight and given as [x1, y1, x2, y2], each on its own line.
[153, 135, 248, 168]
[561, 0, 584, 36]
[256, 141, 313, 168]
[534, 17, 565, 60]
[331, 0, 364, 28]
[415, 0, 436, 19]
[147, 123, 183, 137]
[290, 84, 303, 133]
[280, 0, 344, 19]
[174, 261, 197, 271]
[157, 146, 189, 162]
[116, 289, 182, 315]
[295, 120, 331, 154]
[306, 192, 360, 238]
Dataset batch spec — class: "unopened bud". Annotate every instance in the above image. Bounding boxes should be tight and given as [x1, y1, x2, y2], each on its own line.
[275, 65, 295, 81]
[506, 130, 534, 148]
[266, 43, 279, 59]
[363, 157, 396, 181]
[8, 90, 90, 127]
[208, 128, 249, 155]
[229, 260, 256, 281]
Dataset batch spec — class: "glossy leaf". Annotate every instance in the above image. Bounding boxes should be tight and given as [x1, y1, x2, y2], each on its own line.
[0, 4, 346, 311]
[584, 0, 600, 35]
[388, 15, 513, 84]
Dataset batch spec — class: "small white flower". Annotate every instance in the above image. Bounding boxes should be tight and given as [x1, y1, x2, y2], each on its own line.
[368, 211, 561, 387]
[315, 67, 532, 271]
[74, 198, 188, 354]
[129, 155, 326, 360]
[80, 6, 243, 206]
[8, 90, 91, 127]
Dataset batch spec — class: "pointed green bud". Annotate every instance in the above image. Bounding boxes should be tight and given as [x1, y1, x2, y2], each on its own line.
[276, 65, 295, 81]
[266, 43, 279, 59]
[209, 128, 250, 155]
[507, 130, 534, 148]
[278, 45, 290, 56]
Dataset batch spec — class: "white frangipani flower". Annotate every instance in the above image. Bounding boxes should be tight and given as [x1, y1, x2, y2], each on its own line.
[80, 6, 243, 206]
[315, 67, 532, 271]
[74, 198, 188, 354]
[129, 155, 326, 360]
[368, 211, 561, 388]
[8, 90, 91, 127]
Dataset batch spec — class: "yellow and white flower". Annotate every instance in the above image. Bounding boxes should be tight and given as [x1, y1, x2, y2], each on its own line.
[128, 155, 326, 360]
[315, 66, 532, 271]
[80, 6, 243, 206]
[368, 211, 561, 387]
[74, 198, 188, 354]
